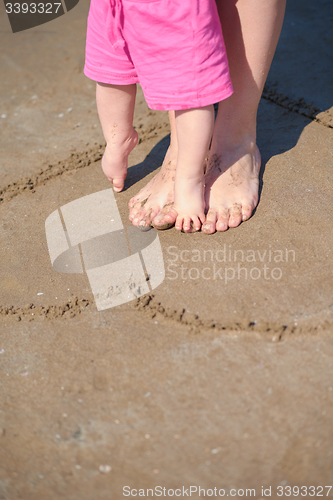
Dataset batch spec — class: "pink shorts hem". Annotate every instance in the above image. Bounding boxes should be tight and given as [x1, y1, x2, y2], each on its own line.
[84, 63, 233, 109]
[145, 82, 233, 111]
[84, 65, 139, 86]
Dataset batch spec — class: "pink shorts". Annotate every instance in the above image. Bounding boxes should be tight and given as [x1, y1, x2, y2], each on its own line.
[84, 0, 233, 111]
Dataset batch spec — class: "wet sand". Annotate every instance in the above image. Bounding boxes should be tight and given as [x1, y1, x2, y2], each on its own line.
[0, 0, 332, 498]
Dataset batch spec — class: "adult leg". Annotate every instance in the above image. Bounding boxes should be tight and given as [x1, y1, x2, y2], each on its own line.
[202, 0, 286, 233]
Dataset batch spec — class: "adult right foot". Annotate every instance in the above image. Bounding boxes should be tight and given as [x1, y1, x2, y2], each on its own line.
[202, 140, 261, 234]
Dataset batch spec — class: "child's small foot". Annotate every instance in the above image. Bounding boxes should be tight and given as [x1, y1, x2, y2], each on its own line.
[153, 176, 205, 233]
[102, 129, 138, 192]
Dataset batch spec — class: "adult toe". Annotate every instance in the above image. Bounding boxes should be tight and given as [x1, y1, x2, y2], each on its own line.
[241, 204, 254, 221]
[129, 196, 139, 209]
[202, 209, 218, 234]
[216, 207, 229, 232]
[128, 204, 141, 221]
[137, 209, 153, 230]
[152, 207, 177, 230]
[228, 203, 242, 228]
[132, 208, 146, 226]
[140, 206, 161, 228]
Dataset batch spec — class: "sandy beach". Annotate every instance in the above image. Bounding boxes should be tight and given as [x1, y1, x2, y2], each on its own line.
[0, 0, 332, 498]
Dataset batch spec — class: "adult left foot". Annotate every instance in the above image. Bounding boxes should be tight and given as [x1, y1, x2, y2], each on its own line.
[202, 141, 261, 234]
[128, 144, 177, 230]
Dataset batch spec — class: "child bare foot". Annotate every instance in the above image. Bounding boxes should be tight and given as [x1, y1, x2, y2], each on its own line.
[152, 106, 213, 232]
[154, 174, 205, 232]
[102, 129, 138, 192]
[96, 82, 138, 192]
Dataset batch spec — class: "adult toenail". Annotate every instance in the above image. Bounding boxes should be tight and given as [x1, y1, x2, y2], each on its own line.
[138, 223, 152, 232]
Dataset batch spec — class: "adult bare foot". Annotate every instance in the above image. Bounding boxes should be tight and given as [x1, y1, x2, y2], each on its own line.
[202, 140, 261, 234]
[128, 144, 177, 229]
[202, 0, 285, 233]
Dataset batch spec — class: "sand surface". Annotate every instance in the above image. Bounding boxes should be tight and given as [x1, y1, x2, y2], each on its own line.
[0, 0, 332, 498]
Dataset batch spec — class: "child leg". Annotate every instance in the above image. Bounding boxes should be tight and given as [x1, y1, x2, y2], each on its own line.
[156, 105, 214, 233]
[96, 82, 138, 192]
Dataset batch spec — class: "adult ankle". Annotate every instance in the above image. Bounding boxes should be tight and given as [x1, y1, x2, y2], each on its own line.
[211, 129, 257, 155]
